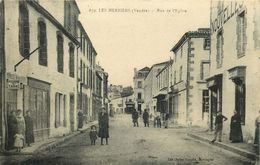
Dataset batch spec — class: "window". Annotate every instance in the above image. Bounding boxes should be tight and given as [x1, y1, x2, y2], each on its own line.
[202, 90, 209, 119]
[201, 62, 210, 80]
[179, 66, 182, 81]
[204, 38, 210, 50]
[57, 32, 64, 73]
[55, 93, 61, 128]
[137, 81, 142, 88]
[237, 11, 246, 57]
[216, 30, 223, 68]
[83, 63, 85, 83]
[69, 43, 75, 77]
[63, 95, 67, 127]
[80, 60, 82, 80]
[19, 2, 30, 58]
[138, 93, 142, 99]
[38, 19, 47, 66]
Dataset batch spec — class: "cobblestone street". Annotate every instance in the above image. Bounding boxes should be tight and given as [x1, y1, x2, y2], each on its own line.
[22, 115, 253, 165]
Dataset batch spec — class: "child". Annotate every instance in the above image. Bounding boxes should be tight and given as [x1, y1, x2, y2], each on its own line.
[89, 125, 98, 145]
[14, 133, 24, 152]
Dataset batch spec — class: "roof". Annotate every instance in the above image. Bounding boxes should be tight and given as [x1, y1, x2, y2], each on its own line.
[171, 28, 210, 53]
[144, 60, 170, 80]
[139, 67, 150, 72]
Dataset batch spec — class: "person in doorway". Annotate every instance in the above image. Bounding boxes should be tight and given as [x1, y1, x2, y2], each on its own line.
[165, 113, 170, 129]
[77, 110, 84, 130]
[15, 109, 25, 149]
[7, 110, 17, 150]
[89, 125, 98, 145]
[24, 110, 35, 147]
[98, 107, 109, 145]
[254, 110, 260, 146]
[229, 111, 243, 143]
[132, 109, 139, 127]
[211, 111, 227, 143]
[156, 115, 162, 128]
[143, 109, 149, 127]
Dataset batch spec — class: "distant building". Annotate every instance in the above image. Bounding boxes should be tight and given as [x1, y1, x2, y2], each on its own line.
[133, 67, 150, 113]
[143, 61, 169, 115]
[169, 28, 210, 126]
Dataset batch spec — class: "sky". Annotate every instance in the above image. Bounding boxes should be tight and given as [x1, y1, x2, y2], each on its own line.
[77, 0, 210, 87]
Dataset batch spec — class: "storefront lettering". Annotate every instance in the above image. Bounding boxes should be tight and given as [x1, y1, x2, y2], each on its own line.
[211, 1, 244, 33]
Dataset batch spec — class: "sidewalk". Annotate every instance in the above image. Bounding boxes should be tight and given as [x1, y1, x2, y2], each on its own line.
[187, 126, 258, 160]
[0, 120, 98, 164]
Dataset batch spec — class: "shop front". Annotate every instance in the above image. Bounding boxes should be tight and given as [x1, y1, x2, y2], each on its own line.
[206, 74, 223, 130]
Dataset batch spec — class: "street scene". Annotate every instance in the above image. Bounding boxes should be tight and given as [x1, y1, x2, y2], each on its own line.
[22, 115, 252, 165]
[0, 0, 260, 164]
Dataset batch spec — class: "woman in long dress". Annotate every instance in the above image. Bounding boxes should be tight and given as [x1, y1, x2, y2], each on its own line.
[25, 110, 35, 146]
[98, 107, 109, 145]
[229, 111, 243, 143]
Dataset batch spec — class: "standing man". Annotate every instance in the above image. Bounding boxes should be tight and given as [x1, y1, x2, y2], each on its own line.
[24, 110, 35, 147]
[143, 109, 149, 127]
[98, 107, 109, 145]
[211, 111, 228, 143]
[132, 109, 139, 127]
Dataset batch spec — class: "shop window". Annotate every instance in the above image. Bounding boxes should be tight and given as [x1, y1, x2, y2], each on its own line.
[69, 43, 75, 77]
[204, 38, 210, 50]
[57, 32, 64, 73]
[216, 30, 223, 68]
[237, 11, 246, 57]
[38, 19, 47, 66]
[19, 2, 30, 58]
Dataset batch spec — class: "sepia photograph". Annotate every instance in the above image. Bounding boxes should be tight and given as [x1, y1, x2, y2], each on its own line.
[0, 0, 259, 164]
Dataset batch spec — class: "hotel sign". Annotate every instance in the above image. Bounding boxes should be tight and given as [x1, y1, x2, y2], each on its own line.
[211, 1, 244, 33]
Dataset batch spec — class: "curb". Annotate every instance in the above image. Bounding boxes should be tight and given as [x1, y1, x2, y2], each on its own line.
[187, 133, 257, 160]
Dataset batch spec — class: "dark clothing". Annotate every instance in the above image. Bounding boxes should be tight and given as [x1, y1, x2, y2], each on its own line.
[143, 112, 149, 127]
[212, 114, 227, 142]
[89, 130, 98, 145]
[254, 116, 260, 145]
[25, 115, 35, 145]
[98, 112, 109, 138]
[78, 111, 84, 129]
[229, 114, 243, 142]
[7, 114, 17, 149]
[156, 117, 161, 128]
[132, 111, 139, 127]
[215, 114, 228, 127]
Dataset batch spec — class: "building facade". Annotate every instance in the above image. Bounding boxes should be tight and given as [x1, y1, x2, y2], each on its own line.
[208, 0, 260, 142]
[169, 28, 210, 126]
[143, 61, 169, 116]
[133, 67, 150, 113]
[0, 0, 106, 150]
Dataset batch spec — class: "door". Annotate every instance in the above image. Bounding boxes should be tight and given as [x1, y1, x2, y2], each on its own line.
[235, 79, 245, 124]
[69, 94, 75, 132]
[210, 90, 218, 129]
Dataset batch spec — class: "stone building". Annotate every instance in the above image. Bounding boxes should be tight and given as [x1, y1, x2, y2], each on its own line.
[169, 28, 210, 126]
[143, 61, 169, 116]
[133, 67, 150, 113]
[208, 1, 260, 142]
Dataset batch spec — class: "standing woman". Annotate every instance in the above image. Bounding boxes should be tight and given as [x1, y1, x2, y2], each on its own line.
[7, 110, 17, 150]
[229, 111, 243, 143]
[98, 107, 109, 145]
[24, 110, 35, 146]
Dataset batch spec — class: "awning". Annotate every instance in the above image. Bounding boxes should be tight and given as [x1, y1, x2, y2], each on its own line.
[228, 66, 246, 80]
[153, 89, 167, 99]
[206, 74, 222, 89]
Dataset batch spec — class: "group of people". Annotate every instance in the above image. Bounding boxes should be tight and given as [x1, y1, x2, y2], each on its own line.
[7, 109, 34, 152]
[211, 110, 244, 143]
[131, 109, 170, 128]
[89, 107, 109, 146]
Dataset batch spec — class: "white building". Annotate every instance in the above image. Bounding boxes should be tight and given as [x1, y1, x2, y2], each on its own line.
[208, 0, 260, 142]
[169, 28, 210, 126]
